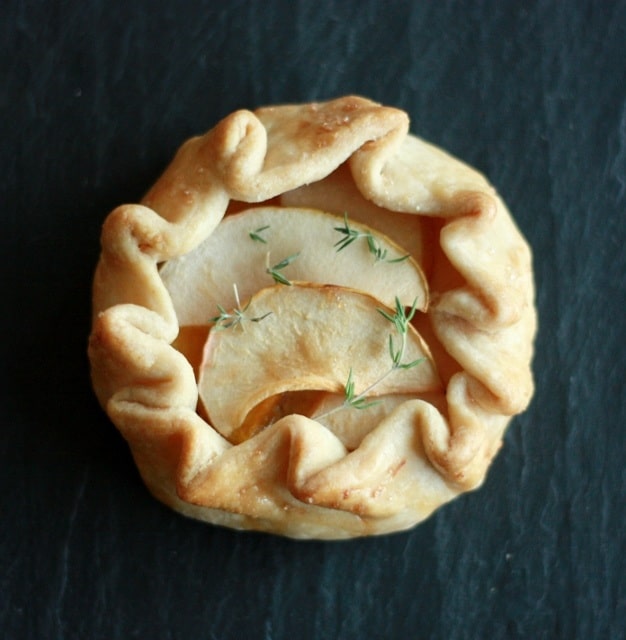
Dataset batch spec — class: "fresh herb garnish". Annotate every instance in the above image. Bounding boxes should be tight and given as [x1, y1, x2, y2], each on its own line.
[334, 213, 410, 264]
[249, 225, 270, 244]
[265, 252, 300, 286]
[210, 284, 272, 330]
[377, 297, 425, 371]
[341, 367, 382, 411]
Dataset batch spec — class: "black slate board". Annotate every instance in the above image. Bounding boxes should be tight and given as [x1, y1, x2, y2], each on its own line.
[1, 1, 625, 638]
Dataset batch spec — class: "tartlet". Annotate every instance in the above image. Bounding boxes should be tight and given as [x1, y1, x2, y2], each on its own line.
[89, 96, 536, 539]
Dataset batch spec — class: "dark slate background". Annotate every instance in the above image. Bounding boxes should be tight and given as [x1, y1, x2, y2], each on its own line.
[2, 2, 625, 639]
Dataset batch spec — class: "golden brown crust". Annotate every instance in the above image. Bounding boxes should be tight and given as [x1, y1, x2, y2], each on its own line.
[88, 96, 536, 539]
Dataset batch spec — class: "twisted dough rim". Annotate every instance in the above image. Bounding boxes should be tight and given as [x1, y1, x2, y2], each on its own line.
[88, 96, 536, 539]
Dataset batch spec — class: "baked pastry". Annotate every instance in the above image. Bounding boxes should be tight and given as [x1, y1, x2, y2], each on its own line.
[88, 96, 536, 539]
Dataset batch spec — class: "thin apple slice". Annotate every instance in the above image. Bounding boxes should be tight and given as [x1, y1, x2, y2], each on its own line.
[159, 206, 428, 326]
[198, 283, 441, 440]
[280, 163, 436, 277]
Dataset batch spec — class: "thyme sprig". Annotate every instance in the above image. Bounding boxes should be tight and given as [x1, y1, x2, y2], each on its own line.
[342, 368, 382, 411]
[316, 297, 424, 420]
[377, 297, 425, 371]
[210, 284, 272, 330]
[334, 213, 409, 264]
[266, 251, 300, 286]
[249, 225, 270, 243]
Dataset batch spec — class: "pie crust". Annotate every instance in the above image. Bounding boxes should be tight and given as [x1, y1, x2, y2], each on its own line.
[88, 96, 536, 539]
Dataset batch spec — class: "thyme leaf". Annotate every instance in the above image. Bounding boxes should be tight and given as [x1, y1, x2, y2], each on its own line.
[266, 252, 300, 286]
[342, 368, 382, 411]
[378, 297, 423, 370]
[249, 225, 270, 243]
[334, 213, 410, 264]
[209, 284, 272, 330]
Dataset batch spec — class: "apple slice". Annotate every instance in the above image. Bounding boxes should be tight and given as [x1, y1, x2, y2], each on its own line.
[159, 206, 428, 326]
[198, 283, 441, 440]
[280, 163, 436, 277]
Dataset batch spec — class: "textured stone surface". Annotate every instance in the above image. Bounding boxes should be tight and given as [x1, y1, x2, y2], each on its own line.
[1, 1, 624, 638]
